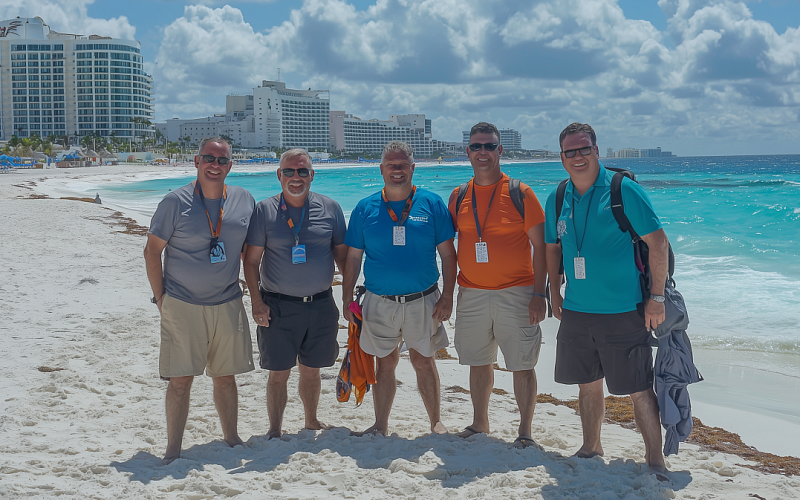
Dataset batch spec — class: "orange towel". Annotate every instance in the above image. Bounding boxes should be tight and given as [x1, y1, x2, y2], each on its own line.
[336, 300, 376, 406]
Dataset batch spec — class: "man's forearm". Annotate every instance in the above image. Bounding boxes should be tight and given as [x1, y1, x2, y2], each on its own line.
[341, 254, 362, 301]
[144, 252, 164, 299]
[642, 229, 670, 295]
[545, 243, 563, 296]
[440, 253, 456, 297]
[243, 260, 262, 304]
[532, 244, 547, 295]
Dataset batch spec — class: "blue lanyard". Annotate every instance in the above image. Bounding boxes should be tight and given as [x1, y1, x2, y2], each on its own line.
[571, 188, 595, 257]
[471, 179, 500, 242]
[281, 194, 306, 246]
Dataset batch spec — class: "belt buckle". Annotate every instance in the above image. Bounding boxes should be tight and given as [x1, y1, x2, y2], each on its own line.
[399, 296, 406, 304]
[303, 295, 313, 303]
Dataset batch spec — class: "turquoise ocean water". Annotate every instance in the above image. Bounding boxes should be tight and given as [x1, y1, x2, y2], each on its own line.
[100, 155, 800, 366]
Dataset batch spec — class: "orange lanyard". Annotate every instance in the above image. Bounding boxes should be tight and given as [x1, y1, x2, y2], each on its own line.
[194, 183, 226, 239]
[382, 186, 416, 226]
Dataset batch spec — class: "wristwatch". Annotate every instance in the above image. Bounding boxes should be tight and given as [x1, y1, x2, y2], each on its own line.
[649, 294, 666, 303]
[151, 296, 160, 304]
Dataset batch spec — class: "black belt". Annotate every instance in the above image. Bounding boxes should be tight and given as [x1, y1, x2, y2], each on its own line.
[261, 288, 331, 303]
[380, 283, 438, 304]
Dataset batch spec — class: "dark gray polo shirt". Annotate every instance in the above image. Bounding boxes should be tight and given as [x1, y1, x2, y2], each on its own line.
[149, 182, 255, 306]
[246, 191, 346, 297]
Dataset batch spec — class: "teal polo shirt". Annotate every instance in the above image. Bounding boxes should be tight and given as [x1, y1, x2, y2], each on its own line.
[545, 166, 662, 314]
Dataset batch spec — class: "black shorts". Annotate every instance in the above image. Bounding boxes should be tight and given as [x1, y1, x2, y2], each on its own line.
[554, 309, 654, 395]
[257, 291, 340, 371]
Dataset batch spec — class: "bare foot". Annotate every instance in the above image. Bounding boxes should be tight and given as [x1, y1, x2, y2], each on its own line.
[304, 420, 332, 431]
[351, 425, 386, 437]
[266, 429, 282, 440]
[225, 435, 245, 448]
[431, 421, 448, 434]
[456, 425, 486, 439]
[573, 448, 604, 459]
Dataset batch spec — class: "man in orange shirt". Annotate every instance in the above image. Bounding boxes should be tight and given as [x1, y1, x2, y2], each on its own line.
[448, 122, 548, 448]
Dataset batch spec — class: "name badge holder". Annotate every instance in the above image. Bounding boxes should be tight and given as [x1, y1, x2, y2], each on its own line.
[571, 189, 595, 280]
[195, 183, 227, 265]
[383, 186, 416, 247]
[471, 180, 500, 264]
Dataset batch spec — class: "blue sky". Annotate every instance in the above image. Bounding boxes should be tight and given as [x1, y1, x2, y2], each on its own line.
[4, 0, 800, 155]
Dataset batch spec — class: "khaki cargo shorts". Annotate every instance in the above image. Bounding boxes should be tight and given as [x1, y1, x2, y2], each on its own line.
[454, 285, 542, 371]
[159, 294, 255, 378]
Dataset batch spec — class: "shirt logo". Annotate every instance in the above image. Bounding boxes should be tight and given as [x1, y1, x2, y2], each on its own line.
[240, 217, 249, 225]
[557, 220, 567, 238]
[408, 215, 428, 223]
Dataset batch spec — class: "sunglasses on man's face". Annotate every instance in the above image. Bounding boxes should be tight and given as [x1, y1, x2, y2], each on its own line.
[281, 168, 311, 178]
[561, 147, 594, 158]
[468, 143, 499, 152]
[199, 154, 230, 165]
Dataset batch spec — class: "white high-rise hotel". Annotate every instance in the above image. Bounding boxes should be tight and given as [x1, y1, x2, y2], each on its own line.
[0, 17, 153, 141]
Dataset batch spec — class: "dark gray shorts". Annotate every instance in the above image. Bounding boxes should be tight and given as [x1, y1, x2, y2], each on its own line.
[554, 309, 654, 395]
[256, 291, 340, 371]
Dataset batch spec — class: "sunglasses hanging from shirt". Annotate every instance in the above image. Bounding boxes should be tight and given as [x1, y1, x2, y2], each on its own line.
[194, 183, 227, 263]
[382, 186, 416, 246]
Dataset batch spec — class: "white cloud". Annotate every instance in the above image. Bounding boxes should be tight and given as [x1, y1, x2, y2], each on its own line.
[0, 0, 135, 39]
[140, 0, 800, 154]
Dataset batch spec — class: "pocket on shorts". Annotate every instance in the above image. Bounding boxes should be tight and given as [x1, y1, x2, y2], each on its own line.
[519, 326, 542, 365]
[605, 333, 652, 388]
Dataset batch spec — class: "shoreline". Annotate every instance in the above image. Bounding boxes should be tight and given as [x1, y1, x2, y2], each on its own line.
[1, 170, 799, 498]
[8, 164, 800, 457]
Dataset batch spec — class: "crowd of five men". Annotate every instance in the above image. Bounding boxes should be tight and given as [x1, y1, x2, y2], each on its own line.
[144, 121, 669, 478]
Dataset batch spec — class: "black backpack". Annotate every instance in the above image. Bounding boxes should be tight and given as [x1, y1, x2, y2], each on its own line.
[552, 167, 675, 316]
[454, 178, 525, 218]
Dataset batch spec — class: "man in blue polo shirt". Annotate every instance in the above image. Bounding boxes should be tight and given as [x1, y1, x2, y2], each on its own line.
[545, 123, 670, 479]
[342, 141, 456, 436]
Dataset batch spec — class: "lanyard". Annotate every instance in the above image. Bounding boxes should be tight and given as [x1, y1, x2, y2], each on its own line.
[571, 188, 595, 257]
[471, 179, 500, 242]
[281, 194, 307, 246]
[382, 185, 416, 226]
[194, 183, 226, 244]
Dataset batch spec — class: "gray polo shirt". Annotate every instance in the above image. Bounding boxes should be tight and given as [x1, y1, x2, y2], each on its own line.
[149, 182, 255, 306]
[246, 191, 346, 297]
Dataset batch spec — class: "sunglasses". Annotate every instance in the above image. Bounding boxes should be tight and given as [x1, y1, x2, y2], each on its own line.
[561, 147, 594, 158]
[468, 143, 499, 152]
[199, 154, 230, 165]
[281, 168, 311, 178]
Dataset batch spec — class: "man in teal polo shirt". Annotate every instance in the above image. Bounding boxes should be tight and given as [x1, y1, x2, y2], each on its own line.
[342, 141, 457, 436]
[545, 123, 670, 479]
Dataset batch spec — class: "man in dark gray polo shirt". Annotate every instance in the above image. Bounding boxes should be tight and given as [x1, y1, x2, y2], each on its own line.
[144, 137, 255, 464]
[244, 149, 348, 439]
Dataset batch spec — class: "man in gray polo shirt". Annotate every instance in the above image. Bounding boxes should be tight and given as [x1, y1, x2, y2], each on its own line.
[144, 137, 255, 464]
[244, 149, 348, 439]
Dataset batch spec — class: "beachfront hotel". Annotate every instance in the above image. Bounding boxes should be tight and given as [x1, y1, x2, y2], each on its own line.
[462, 128, 522, 150]
[157, 80, 330, 152]
[0, 16, 154, 142]
[329, 111, 433, 156]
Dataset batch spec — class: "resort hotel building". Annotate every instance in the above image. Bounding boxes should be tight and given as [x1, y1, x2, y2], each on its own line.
[0, 17, 154, 142]
[462, 127, 522, 150]
[329, 112, 432, 157]
[157, 80, 330, 151]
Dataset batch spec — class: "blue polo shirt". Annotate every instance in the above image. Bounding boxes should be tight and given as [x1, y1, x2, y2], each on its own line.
[545, 166, 662, 314]
[346, 187, 455, 296]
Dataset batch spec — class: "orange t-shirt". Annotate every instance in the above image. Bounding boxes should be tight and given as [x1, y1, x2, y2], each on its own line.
[448, 174, 545, 289]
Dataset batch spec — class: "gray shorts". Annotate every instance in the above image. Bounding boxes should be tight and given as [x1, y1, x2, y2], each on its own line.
[360, 288, 449, 358]
[257, 290, 340, 371]
[454, 285, 542, 371]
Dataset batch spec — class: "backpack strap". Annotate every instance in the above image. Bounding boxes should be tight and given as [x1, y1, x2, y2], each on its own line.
[455, 181, 469, 213]
[609, 171, 640, 241]
[507, 178, 525, 219]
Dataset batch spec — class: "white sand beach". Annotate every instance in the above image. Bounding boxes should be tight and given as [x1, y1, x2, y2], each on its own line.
[1, 166, 798, 499]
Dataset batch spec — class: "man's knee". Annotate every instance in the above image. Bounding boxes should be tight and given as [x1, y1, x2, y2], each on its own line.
[268, 369, 292, 385]
[212, 375, 236, 390]
[630, 388, 657, 406]
[297, 364, 320, 380]
[408, 349, 434, 372]
[376, 349, 400, 372]
[168, 376, 193, 395]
